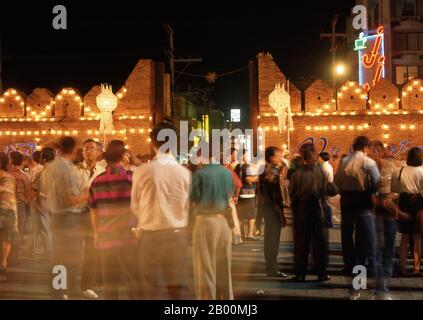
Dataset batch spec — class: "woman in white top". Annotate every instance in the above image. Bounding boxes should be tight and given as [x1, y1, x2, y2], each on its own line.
[391, 147, 423, 276]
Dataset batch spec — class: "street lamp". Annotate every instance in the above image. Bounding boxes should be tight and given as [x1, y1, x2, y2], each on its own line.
[335, 63, 346, 76]
[333, 63, 346, 110]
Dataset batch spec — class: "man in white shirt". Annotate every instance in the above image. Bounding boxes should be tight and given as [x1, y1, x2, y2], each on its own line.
[334, 136, 380, 300]
[131, 122, 191, 299]
[319, 152, 334, 183]
[44, 137, 88, 300]
[319, 152, 334, 228]
[75, 139, 105, 300]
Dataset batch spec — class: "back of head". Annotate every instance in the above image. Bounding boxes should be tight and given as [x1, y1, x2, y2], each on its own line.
[352, 136, 370, 152]
[137, 153, 152, 164]
[319, 152, 330, 162]
[105, 140, 126, 164]
[150, 121, 177, 152]
[41, 147, 56, 163]
[300, 143, 315, 153]
[32, 151, 42, 164]
[10, 151, 23, 166]
[303, 149, 318, 165]
[265, 146, 281, 163]
[406, 147, 423, 167]
[59, 136, 77, 155]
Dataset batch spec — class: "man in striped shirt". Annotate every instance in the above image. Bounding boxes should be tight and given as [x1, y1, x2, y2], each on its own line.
[89, 140, 139, 300]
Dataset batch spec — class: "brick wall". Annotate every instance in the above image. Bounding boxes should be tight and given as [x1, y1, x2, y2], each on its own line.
[0, 59, 162, 156]
[254, 53, 423, 156]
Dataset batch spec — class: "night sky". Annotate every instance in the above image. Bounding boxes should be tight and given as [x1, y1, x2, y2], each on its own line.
[0, 0, 356, 116]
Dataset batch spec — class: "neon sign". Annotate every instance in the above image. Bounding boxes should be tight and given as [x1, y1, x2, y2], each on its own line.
[3, 142, 37, 156]
[355, 26, 385, 92]
[292, 136, 411, 157]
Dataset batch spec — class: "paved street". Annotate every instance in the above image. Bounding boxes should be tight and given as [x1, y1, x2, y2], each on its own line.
[1, 216, 422, 300]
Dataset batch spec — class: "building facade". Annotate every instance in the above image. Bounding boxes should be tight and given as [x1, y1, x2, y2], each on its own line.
[360, 0, 423, 85]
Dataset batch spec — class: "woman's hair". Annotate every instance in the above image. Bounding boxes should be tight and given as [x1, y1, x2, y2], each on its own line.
[265, 146, 282, 163]
[0, 152, 9, 171]
[406, 147, 423, 167]
[303, 149, 318, 164]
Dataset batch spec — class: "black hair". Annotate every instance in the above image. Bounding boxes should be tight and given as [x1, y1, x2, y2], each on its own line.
[352, 136, 370, 151]
[406, 147, 423, 167]
[300, 143, 315, 153]
[10, 151, 24, 166]
[83, 139, 100, 149]
[319, 152, 330, 162]
[304, 149, 318, 164]
[32, 151, 42, 164]
[59, 136, 77, 155]
[105, 140, 126, 164]
[41, 147, 55, 163]
[150, 122, 177, 150]
[265, 146, 282, 163]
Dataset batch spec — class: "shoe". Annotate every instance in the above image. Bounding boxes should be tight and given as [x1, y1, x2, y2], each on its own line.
[233, 234, 243, 246]
[317, 275, 331, 282]
[266, 271, 288, 278]
[0, 268, 7, 283]
[254, 230, 262, 236]
[371, 292, 394, 300]
[348, 290, 361, 300]
[292, 275, 306, 282]
[83, 289, 99, 299]
[245, 236, 259, 241]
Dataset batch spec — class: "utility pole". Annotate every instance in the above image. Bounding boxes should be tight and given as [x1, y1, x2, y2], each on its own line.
[320, 14, 346, 107]
[163, 23, 202, 120]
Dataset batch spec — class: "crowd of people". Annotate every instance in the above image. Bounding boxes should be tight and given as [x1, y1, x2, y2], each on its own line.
[0, 121, 422, 300]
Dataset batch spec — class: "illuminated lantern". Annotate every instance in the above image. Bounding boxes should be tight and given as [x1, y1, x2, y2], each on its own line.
[268, 83, 293, 133]
[96, 84, 117, 134]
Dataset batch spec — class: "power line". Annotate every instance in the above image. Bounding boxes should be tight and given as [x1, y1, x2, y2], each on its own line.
[175, 65, 248, 80]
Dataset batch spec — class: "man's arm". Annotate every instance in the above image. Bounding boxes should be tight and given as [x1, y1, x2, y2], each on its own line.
[368, 162, 381, 194]
[62, 165, 88, 206]
[130, 168, 141, 216]
[334, 160, 344, 188]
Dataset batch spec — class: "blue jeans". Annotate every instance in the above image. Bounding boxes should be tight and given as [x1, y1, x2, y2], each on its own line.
[354, 210, 377, 279]
[33, 205, 53, 257]
[375, 216, 397, 293]
[341, 192, 377, 275]
[50, 213, 83, 297]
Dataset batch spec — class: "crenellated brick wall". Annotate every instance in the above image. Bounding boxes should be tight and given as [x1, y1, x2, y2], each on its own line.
[0, 59, 168, 156]
[252, 53, 423, 156]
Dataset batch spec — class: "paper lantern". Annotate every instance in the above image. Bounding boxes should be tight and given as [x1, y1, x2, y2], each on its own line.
[268, 83, 293, 132]
[96, 84, 118, 134]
